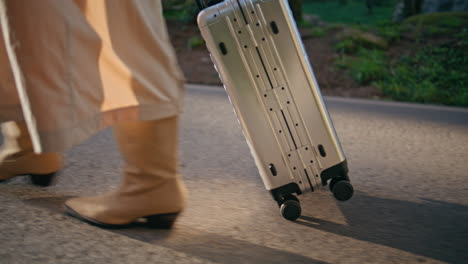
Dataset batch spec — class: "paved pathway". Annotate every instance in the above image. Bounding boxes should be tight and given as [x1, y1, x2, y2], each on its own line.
[1, 84, 467, 264]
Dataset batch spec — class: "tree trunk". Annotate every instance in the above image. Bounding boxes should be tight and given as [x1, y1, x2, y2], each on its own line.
[366, 0, 374, 14]
[403, 0, 424, 17]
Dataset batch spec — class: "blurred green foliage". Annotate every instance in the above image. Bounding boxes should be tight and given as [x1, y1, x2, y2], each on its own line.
[336, 21, 468, 106]
[309, 28, 326, 37]
[336, 49, 387, 84]
[325, 4, 468, 106]
[378, 31, 468, 106]
[335, 39, 357, 54]
[404, 11, 468, 27]
[402, 12, 468, 37]
[303, 0, 397, 25]
[335, 29, 389, 54]
[163, 0, 198, 22]
[188, 36, 205, 48]
[375, 21, 402, 42]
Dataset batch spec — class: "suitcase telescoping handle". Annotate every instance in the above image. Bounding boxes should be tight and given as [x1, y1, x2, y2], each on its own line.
[195, 0, 224, 10]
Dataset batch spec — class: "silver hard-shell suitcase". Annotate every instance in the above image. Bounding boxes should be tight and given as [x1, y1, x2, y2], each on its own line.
[196, 0, 354, 220]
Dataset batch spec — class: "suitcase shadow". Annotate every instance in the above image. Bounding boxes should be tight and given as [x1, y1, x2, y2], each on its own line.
[295, 192, 468, 263]
[111, 227, 328, 264]
[22, 190, 468, 263]
[23, 195, 327, 264]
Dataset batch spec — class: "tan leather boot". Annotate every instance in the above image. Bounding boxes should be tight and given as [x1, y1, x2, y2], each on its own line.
[65, 117, 187, 229]
[0, 121, 63, 186]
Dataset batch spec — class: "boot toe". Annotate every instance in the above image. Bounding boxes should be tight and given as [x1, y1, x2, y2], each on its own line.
[64, 196, 181, 229]
[65, 203, 132, 229]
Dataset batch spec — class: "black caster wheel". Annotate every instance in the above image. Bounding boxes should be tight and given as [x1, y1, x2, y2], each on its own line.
[329, 175, 350, 192]
[332, 181, 354, 201]
[329, 178, 337, 192]
[280, 198, 301, 221]
[283, 194, 299, 203]
[30, 172, 56, 187]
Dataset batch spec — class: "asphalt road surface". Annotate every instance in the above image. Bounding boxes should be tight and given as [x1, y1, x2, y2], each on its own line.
[1, 84, 467, 264]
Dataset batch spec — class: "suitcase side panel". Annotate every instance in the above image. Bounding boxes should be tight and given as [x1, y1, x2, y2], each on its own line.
[198, 0, 347, 193]
[205, 21, 294, 190]
[258, 0, 346, 164]
[198, 7, 297, 191]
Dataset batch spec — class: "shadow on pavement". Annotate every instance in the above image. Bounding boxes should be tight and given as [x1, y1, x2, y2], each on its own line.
[23, 195, 72, 214]
[296, 192, 468, 263]
[112, 228, 328, 264]
[24, 191, 468, 263]
[24, 196, 327, 264]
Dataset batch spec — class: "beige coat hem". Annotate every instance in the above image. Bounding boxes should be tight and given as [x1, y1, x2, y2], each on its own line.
[0, 1, 185, 153]
[38, 102, 181, 152]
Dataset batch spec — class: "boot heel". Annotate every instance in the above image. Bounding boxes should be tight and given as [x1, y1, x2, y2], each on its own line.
[144, 213, 180, 229]
[29, 172, 57, 187]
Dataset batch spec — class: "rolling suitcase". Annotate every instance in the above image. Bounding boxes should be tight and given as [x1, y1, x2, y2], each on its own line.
[196, 0, 354, 220]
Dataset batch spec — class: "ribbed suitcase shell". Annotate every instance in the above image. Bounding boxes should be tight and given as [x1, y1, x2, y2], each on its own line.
[197, 0, 351, 204]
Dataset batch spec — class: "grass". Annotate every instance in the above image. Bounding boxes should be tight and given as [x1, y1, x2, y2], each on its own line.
[378, 32, 468, 106]
[404, 12, 468, 28]
[325, 5, 468, 107]
[336, 49, 388, 85]
[336, 27, 468, 106]
[309, 28, 327, 37]
[335, 39, 357, 54]
[401, 12, 468, 38]
[303, 0, 397, 25]
[375, 21, 402, 42]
